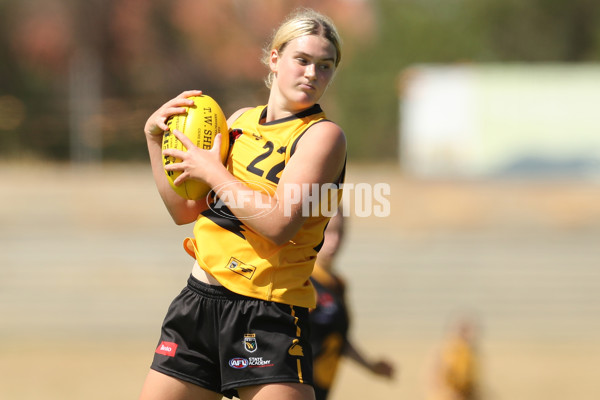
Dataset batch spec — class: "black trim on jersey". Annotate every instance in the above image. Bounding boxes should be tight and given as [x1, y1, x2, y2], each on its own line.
[313, 158, 346, 253]
[260, 104, 324, 126]
[201, 205, 246, 240]
[290, 133, 304, 158]
[290, 132, 346, 186]
[228, 129, 243, 152]
[314, 223, 328, 253]
[336, 156, 347, 185]
[289, 119, 331, 157]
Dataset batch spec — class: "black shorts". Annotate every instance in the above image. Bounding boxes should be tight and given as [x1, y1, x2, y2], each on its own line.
[150, 275, 314, 398]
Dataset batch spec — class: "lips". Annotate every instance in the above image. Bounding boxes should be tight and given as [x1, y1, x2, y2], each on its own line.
[299, 82, 316, 91]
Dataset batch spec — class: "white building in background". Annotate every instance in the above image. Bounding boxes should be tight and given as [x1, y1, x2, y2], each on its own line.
[399, 64, 600, 179]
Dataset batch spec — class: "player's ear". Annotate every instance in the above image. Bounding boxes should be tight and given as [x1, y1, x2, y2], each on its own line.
[269, 49, 279, 73]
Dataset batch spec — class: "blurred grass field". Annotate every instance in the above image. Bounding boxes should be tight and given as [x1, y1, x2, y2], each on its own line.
[1, 161, 600, 400]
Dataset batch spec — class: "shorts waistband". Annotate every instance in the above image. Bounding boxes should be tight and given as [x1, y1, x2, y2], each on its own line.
[187, 274, 252, 301]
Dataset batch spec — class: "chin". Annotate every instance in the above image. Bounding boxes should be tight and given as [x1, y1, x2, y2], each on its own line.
[293, 95, 319, 109]
[294, 87, 320, 101]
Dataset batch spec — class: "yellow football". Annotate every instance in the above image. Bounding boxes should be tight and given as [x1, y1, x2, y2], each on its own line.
[162, 95, 229, 199]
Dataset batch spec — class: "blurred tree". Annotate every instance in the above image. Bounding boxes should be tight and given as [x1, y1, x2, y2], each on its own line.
[467, 0, 600, 61]
[336, 0, 487, 161]
[1, 0, 73, 159]
[1, 0, 599, 162]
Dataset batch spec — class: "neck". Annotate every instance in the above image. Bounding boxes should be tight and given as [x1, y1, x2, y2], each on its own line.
[266, 85, 315, 122]
[265, 97, 294, 122]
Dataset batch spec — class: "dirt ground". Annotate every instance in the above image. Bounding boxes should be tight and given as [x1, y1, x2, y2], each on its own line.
[1, 161, 600, 400]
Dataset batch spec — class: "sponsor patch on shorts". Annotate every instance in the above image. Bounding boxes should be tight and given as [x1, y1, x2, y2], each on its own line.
[155, 341, 178, 357]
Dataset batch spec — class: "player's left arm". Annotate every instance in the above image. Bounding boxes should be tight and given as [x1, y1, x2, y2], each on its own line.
[164, 120, 346, 245]
[265, 120, 346, 243]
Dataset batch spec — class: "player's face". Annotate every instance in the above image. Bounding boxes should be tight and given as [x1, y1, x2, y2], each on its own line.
[271, 35, 337, 110]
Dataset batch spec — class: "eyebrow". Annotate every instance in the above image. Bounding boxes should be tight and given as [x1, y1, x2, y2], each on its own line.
[294, 51, 336, 63]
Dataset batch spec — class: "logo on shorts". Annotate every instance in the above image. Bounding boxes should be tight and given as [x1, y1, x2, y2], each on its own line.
[229, 357, 249, 369]
[244, 334, 258, 353]
[288, 339, 304, 357]
[155, 341, 178, 357]
[249, 357, 273, 368]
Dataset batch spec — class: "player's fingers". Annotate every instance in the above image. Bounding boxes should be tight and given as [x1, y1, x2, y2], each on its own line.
[157, 117, 170, 132]
[173, 171, 189, 186]
[161, 106, 189, 119]
[178, 89, 203, 98]
[162, 148, 186, 161]
[171, 129, 195, 150]
[162, 95, 195, 110]
[211, 133, 222, 152]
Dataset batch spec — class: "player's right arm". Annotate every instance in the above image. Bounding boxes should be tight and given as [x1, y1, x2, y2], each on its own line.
[344, 340, 396, 378]
[144, 90, 208, 224]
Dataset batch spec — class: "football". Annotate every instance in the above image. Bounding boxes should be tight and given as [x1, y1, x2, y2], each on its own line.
[162, 95, 229, 199]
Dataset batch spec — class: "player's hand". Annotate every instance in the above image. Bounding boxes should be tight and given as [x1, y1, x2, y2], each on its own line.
[163, 131, 224, 187]
[144, 90, 202, 138]
[371, 360, 396, 379]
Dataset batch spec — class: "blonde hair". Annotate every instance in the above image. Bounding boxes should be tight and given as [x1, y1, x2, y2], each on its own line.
[262, 9, 342, 88]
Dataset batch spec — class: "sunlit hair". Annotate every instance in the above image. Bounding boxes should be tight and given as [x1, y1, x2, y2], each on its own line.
[262, 8, 342, 89]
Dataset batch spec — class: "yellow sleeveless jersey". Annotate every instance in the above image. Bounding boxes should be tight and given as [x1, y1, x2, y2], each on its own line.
[184, 104, 345, 308]
[442, 337, 477, 395]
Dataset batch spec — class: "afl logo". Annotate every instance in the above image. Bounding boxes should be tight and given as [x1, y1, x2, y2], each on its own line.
[229, 357, 249, 369]
[207, 180, 278, 220]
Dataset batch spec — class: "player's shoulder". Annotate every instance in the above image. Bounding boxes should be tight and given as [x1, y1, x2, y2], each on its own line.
[309, 118, 344, 136]
[227, 106, 255, 127]
[300, 119, 346, 155]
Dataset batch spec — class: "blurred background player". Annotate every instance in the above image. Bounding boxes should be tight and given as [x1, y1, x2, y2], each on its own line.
[309, 210, 396, 400]
[425, 317, 481, 400]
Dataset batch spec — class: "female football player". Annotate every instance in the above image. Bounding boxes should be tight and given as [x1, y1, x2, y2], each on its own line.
[140, 8, 345, 400]
[425, 317, 481, 400]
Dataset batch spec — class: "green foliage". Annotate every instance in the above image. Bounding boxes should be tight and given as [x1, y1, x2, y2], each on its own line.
[335, 0, 600, 160]
[1, 0, 600, 161]
[335, 0, 486, 160]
